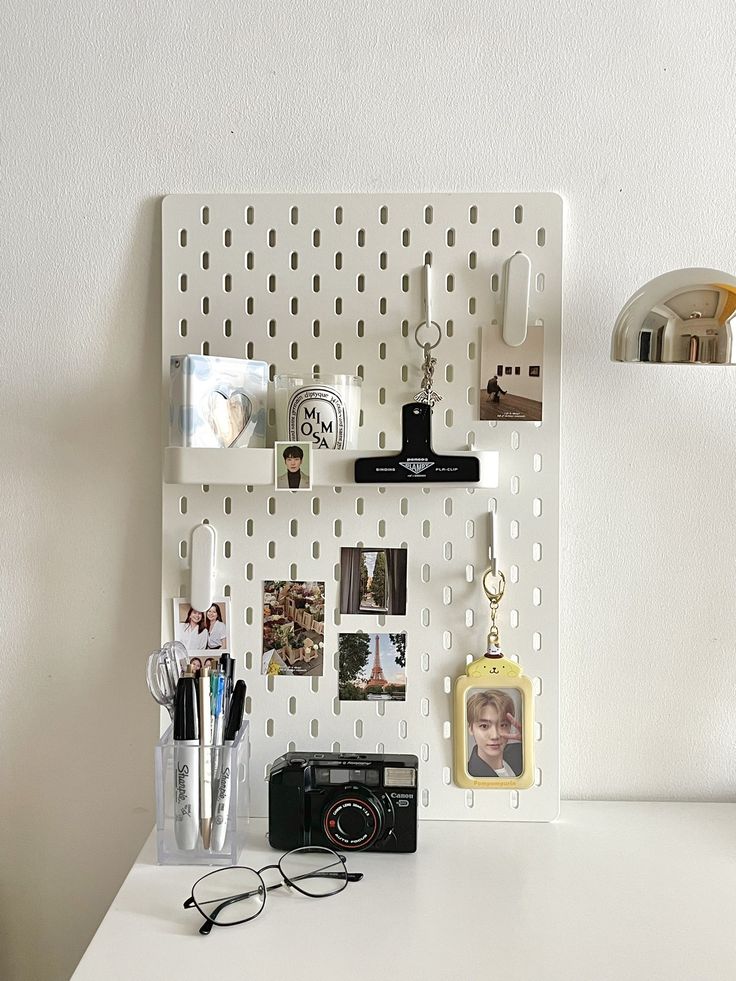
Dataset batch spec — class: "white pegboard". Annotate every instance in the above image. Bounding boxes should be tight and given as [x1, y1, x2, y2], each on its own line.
[161, 193, 562, 821]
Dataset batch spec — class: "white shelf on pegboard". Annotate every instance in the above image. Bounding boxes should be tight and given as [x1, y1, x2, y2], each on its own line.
[163, 446, 499, 488]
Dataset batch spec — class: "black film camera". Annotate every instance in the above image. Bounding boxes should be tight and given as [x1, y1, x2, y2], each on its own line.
[268, 752, 419, 853]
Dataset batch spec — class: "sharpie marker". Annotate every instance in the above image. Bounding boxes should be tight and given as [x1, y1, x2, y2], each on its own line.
[199, 668, 213, 849]
[211, 680, 246, 852]
[173, 674, 199, 850]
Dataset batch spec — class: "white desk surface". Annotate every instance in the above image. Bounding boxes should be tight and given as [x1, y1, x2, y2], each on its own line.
[73, 802, 735, 981]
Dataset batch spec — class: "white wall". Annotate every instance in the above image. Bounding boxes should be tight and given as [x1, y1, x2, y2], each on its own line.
[3, 1, 736, 977]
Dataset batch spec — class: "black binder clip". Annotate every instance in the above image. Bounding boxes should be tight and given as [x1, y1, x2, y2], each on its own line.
[354, 403, 480, 484]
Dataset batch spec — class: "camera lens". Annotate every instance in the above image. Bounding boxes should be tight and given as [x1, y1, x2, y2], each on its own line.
[322, 794, 383, 850]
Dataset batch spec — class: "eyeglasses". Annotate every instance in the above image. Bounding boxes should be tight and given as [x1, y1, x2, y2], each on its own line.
[183, 846, 363, 935]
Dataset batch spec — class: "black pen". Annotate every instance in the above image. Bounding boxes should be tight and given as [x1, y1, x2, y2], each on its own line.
[211, 680, 246, 851]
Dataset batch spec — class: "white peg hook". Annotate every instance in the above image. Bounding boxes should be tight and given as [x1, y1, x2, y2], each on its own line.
[487, 510, 497, 577]
[423, 261, 432, 333]
[502, 251, 531, 347]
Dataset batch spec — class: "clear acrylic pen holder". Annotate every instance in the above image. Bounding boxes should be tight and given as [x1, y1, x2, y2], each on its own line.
[155, 721, 250, 866]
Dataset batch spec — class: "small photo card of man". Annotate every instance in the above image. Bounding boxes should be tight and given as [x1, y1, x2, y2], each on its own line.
[338, 632, 407, 701]
[466, 687, 523, 779]
[479, 323, 544, 422]
[262, 580, 326, 676]
[339, 547, 408, 616]
[275, 441, 312, 491]
[173, 598, 231, 662]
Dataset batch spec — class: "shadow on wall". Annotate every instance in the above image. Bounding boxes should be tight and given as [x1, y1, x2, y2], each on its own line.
[0, 199, 163, 981]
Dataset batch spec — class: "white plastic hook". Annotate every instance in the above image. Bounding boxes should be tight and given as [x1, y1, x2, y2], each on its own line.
[423, 261, 432, 331]
[488, 510, 497, 577]
[502, 251, 531, 347]
[190, 523, 216, 612]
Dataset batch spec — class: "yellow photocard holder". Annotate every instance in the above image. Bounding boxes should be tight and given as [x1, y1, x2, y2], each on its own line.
[453, 569, 534, 790]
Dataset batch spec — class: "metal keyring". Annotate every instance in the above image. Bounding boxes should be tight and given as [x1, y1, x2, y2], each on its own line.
[482, 568, 506, 603]
[414, 320, 442, 351]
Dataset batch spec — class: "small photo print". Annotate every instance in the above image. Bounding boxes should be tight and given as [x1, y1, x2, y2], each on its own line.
[275, 441, 312, 491]
[480, 323, 544, 422]
[466, 687, 523, 779]
[339, 547, 408, 616]
[262, 580, 325, 676]
[173, 598, 231, 657]
[338, 632, 406, 701]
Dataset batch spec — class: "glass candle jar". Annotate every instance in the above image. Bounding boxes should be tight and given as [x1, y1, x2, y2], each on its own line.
[274, 374, 362, 450]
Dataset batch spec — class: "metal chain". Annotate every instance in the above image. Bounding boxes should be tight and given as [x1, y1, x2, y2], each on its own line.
[414, 342, 443, 406]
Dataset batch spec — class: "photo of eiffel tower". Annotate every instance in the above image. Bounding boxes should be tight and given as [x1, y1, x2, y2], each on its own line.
[365, 635, 387, 692]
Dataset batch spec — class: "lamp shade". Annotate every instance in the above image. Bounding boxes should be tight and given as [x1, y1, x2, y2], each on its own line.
[611, 268, 736, 365]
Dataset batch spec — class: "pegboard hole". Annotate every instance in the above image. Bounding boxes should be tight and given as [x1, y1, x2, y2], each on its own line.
[290, 297, 298, 315]
[465, 790, 474, 809]
[178, 274, 187, 292]
[510, 520, 519, 540]
[443, 631, 452, 650]
[465, 519, 475, 539]
[535, 768, 542, 787]
[422, 789, 430, 808]
[536, 273, 545, 293]
[510, 609, 519, 629]
[444, 408, 454, 428]
[420, 699, 429, 718]
[333, 519, 342, 538]
[289, 563, 298, 580]
[467, 341, 476, 360]
[223, 540, 231, 559]
[178, 496, 188, 515]
[178, 540, 187, 559]
[491, 274, 499, 293]
[444, 542, 452, 561]
[377, 519, 386, 538]
[290, 342, 299, 361]
[312, 541, 320, 560]
[334, 205, 343, 225]
[510, 791, 520, 809]
[268, 228, 276, 247]
[310, 719, 319, 738]
[443, 676, 452, 695]
[201, 251, 209, 270]
[267, 496, 276, 516]
[443, 587, 452, 606]
[267, 541, 276, 559]
[465, 564, 474, 582]
[533, 542, 542, 562]
[289, 205, 299, 225]
[289, 519, 298, 538]
[379, 205, 389, 224]
[514, 204, 524, 224]
[246, 519, 254, 537]
[245, 607, 253, 626]
[446, 274, 454, 293]
[511, 475, 520, 495]
[312, 274, 320, 293]
[468, 297, 476, 316]
[402, 228, 410, 247]
[399, 720, 408, 739]
[379, 251, 387, 270]
[201, 205, 210, 225]
[245, 654, 252, 672]
[334, 251, 343, 270]
[357, 274, 365, 293]
[492, 228, 500, 247]
[421, 608, 430, 627]
[332, 698, 341, 716]
[354, 719, 364, 739]
[510, 564, 519, 584]
[533, 453, 543, 472]
[332, 741, 341, 753]
[224, 318, 232, 337]
[266, 719, 274, 737]
[245, 205, 254, 225]
[356, 319, 365, 338]
[469, 204, 478, 224]
[179, 228, 187, 247]
[465, 609, 474, 627]
[537, 227, 546, 247]
[421, 743, 430, 763]
[401, 274, 409, 293]
[443, 721, 451, 740]
[442, 767, 451, 785]
[533, 587, 542, 607]
[334, 342, 342, 360]
[246, 251, 254, 270]
[223, 228, 232, 247]
[312, 228, 321, 247]
[421, 562, 430, 584]
[178, 318, 187, 337]
[421, 520, 430, 539]
[424, 205, 433, 224]
[533, 676, 542, 697]
[246, 562, 253, 581]
[535, 722, 543, 742]
[375, 701, 385, 717]
[422, 653, 430, 672]
[533, 632, 542, 652]
[335, 297, 343, 315]
[533, 497, 543, 517]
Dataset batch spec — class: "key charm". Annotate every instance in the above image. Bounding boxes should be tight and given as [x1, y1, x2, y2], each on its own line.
[413, 324, 444, 407]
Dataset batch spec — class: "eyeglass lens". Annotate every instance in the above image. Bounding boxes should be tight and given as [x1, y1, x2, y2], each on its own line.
[191, 867, 266, 926]
[279, 846, 348, 897]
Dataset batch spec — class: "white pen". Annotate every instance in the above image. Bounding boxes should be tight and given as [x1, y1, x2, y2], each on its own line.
[173, 674, 199, 850]
[199, 668, 213, 849]
[211, 680, 246, 852]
